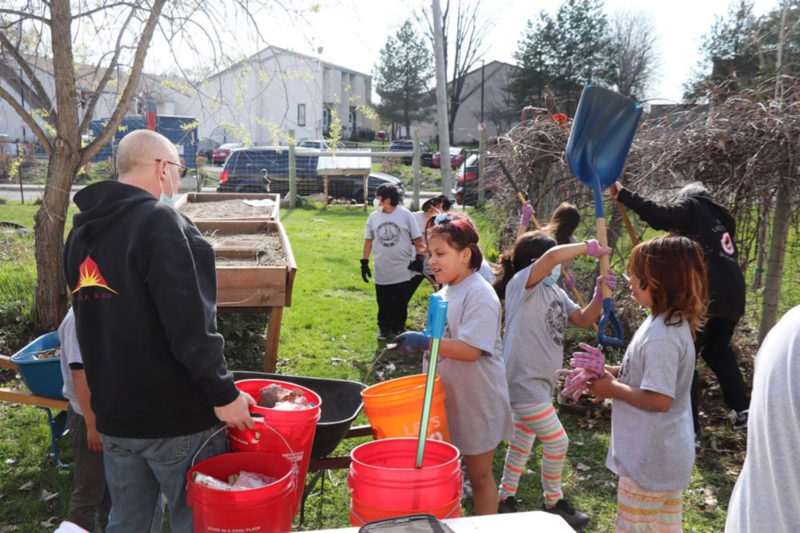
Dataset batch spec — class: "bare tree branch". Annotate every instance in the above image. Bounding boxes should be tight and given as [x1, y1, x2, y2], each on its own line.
[0, 83, 52, 152]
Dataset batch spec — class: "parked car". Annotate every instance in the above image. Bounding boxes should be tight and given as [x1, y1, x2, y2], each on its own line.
[454, 154, 496, 205]
[389, 139, 434, 167]
[197, 138, 218, 161]
[432, 146, 466, 169]
[212, 142, 242, 165]
[298, 139, 344, 150]
[216, 146, 404, 201]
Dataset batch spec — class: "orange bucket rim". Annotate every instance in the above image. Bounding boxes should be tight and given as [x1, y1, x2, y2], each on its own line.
[361, 374, 438, 399]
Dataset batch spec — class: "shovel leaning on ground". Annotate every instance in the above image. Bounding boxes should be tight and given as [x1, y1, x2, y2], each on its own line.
[566, 85, 643, 348]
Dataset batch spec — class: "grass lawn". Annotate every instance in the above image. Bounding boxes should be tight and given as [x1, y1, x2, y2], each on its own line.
[0, 201, 749, 531]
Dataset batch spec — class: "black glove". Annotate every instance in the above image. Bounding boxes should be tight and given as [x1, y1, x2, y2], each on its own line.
[408, 254, 424, 274]
[360, 259, 371, 283]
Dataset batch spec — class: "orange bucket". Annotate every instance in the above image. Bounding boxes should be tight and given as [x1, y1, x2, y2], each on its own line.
[361, 374, 450, 442]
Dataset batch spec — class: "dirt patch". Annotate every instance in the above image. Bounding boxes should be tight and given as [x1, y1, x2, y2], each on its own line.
[203, 230, 286, 266]
[182, 199, 276, 219]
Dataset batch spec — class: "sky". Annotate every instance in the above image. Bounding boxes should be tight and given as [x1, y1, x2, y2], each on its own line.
[203, 0, 780, 104]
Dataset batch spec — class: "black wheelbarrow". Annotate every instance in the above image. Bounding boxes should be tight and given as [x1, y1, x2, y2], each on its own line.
[232, 371, 369, 524]
[232, 371, 368, 460]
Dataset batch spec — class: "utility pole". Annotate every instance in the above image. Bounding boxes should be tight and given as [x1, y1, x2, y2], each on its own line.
[432, 0, 452, 199]
[480, 60, 485, 126]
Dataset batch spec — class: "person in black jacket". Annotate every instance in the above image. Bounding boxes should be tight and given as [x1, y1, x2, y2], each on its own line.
[610, 181, 750, 430]
[63, 129, 255, 532]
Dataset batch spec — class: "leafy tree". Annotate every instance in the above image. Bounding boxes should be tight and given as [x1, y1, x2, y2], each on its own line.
[374, 20, 434, 137]
[508, 0, 612, 115]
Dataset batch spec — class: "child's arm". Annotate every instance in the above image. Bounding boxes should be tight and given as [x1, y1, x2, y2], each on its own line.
[569, 273, 616, 329]
[525, 240, 610, 289]
[587, 371, 674, 412]
[71, 368, 103, 452]
[438, 338, 484, 362]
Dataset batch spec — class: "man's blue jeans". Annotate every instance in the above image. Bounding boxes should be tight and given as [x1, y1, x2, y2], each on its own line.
[100, 424, 228, 533]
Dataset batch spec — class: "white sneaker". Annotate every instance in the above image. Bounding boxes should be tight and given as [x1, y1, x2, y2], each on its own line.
[729, 409, 749, 429]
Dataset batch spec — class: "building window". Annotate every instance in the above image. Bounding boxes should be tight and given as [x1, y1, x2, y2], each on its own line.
[297, 104, 306, 127]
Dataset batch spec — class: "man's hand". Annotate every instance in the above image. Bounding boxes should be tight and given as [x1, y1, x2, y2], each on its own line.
[360, 259, 372, 283]
[408, 254, 424, 273]
[388, 332, 429, 355]
[608, 182, 622, 199]
[214, 391, 256, 430]
[86, 418, 103, 453]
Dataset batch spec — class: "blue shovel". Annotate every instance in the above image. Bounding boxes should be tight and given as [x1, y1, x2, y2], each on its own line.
[566, 85, 643, 348]
[416, 293, 448, 468]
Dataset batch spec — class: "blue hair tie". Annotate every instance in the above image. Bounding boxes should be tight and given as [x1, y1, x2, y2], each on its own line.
[434, 213, 454, 225]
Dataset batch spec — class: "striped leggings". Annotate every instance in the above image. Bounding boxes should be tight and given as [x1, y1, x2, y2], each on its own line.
[615, 476, 683, 532]
[499, 402, 568, 507]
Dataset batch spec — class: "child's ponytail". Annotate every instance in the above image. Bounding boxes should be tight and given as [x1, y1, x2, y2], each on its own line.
[493, 231, 557, 300]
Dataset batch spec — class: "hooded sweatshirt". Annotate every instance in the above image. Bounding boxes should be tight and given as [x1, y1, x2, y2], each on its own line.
[617, 187, 745, 322]
[63, 181, 239, 438]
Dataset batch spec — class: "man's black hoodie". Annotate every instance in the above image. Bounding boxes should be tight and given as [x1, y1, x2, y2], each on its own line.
[617, 187, 746, 322]
[63, 181, 239, 438]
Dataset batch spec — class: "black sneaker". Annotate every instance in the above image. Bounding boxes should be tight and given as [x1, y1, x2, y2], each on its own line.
[498, 495, 518, 513]
[543, 499, 590, 529]
[730, 409, 749, 429]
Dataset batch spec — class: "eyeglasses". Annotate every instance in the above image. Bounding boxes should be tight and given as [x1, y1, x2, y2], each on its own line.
[155, 159, 188, 178]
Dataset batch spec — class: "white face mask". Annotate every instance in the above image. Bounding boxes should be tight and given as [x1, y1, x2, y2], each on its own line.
[373, 197, 382, 210]
[542, 263, 562, 287]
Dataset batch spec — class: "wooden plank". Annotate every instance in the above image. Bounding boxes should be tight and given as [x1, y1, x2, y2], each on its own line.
[0, 354, 16, 370]
[263, 306, 283, 373]
[0, 388, 69, 410]
[216, 268, 286, 307]
[276, 222, 297, 307]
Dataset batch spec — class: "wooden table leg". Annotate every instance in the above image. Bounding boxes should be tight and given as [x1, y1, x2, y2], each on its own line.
[263, 306, 283, 372]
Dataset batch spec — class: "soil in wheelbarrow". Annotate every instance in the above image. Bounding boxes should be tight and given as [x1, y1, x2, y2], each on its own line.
[182, 199, 276, 220]
[233, 371, 366, 459]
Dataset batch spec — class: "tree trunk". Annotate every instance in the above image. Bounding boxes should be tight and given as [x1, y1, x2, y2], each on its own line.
[34, 146, 80, 329]
[752, 201, 769, 289]
[758, 177, 792, 343]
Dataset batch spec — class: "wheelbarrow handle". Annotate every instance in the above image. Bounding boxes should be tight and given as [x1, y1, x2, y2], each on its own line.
[598, 298, 625, 348]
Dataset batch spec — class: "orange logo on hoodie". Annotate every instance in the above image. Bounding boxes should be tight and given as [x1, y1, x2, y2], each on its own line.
[72, 255, 118, 294]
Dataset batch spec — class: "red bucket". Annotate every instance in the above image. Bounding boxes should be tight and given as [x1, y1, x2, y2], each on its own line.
[187, 451, 295, 533]
[347, 438, 462, 525]
[228, 379, 321, 514]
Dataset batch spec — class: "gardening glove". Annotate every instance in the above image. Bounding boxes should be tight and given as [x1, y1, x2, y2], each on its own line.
[564, 270, 577, 291]
[584, 239, 612, 258]
[592, 273, 617, 303]
[408, 254, 424, 274]
[569, 343, 606, 377]
[557, 367, 596, 402]
[520, 202, 535, 227]
[389, 332, 430, 355]
[360, 259, 371, 283]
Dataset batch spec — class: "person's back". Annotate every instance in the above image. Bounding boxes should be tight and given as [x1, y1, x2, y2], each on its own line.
[725, 305, 800, 532]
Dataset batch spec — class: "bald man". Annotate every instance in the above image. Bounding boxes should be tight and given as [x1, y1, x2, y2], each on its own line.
[63, 130, 254, 532]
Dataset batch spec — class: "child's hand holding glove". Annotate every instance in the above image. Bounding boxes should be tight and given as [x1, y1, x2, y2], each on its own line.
[520, 202, 535, 227]
[592, 273, 617, 303]
[557, 343, 605, 401]
[583, 239, 612, 258]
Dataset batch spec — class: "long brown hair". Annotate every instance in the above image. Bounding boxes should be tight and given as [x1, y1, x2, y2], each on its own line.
[627, 235, 708, 335]
[493, 231, 556, 299]
[543, 202, 581, 245]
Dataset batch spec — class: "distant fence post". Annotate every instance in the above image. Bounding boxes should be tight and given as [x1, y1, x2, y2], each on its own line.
[413, 130, 421, 211]
[478, 125, 486, 207]
[288, 138, 297, 208]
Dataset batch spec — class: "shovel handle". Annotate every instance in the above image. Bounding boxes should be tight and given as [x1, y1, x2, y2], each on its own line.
[616, 200, 639, 245]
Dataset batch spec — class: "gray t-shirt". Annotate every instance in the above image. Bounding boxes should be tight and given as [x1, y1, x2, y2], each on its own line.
[606, 314, 696, 491]
[411, 210, 433, 277]
[503, 265, 580, 404]
[58, 308, 83, 415]
[424, 272, 513, 455]
[725, 305, 800, 532]
[364, 205, 421, 285]
[477, 260, 495, 284]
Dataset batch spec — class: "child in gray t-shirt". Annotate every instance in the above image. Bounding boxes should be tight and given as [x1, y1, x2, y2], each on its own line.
[493, 231, 612, 529]
[585, 235, 708, 532]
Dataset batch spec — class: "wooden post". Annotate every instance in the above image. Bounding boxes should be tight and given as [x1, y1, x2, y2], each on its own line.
[289, 142, 297, 208]
[363, 172, 368, 210]
[323, 175, 329, 209]
[413, 131, 421, 211]
[478, 126, 486, 206]
[263, 307, 284, 373]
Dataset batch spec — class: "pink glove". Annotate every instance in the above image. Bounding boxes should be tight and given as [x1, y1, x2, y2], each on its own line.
[564, 270, 577, 291]
[520, 202, 534, 227]
[557, 367, 595, 402]
[592, 273, 617, 303]
[584, 239, 612, 258]
[569, 343, 605, 377]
